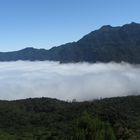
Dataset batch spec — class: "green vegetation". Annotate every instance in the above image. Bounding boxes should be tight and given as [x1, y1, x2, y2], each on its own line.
[0, 95, 139, 139]
[72, 112, 116, 140]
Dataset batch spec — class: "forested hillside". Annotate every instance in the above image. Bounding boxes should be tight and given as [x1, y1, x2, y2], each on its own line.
[0, 95, 139, 140]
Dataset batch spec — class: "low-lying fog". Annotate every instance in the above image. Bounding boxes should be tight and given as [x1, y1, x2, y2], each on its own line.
[0, 61, 139, 101]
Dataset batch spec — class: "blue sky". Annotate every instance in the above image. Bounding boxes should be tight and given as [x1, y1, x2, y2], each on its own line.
[0, 0, 140, 51]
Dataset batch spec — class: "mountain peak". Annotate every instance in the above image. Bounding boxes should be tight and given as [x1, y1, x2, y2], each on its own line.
[122, 22, 140, 28]
[130, 22, 139, 25]
[99, 25, 121, 32]
[22, 47, 36, 51]
[99, 22, 140, 31]
[100, 25, 112, 29]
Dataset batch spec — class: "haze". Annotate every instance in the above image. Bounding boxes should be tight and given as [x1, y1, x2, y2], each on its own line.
[0, 61, 139, 101]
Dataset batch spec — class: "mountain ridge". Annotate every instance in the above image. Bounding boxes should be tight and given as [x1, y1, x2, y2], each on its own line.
[1, 22, 140, 63]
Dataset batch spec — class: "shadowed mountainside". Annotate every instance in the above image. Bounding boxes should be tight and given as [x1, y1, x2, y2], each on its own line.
[0, 22, 140, 63]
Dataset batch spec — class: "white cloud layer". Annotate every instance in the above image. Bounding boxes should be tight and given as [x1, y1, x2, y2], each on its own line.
[0, 61, 139, 101]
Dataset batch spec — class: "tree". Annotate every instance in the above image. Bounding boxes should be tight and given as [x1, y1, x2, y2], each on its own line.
[71, 112, 116, 140]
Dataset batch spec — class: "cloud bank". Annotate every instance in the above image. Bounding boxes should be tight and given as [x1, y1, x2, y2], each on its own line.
[0, 61, 139, 101]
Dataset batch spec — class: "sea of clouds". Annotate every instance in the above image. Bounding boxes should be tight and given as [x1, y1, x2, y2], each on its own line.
[0, 61, 139, 101]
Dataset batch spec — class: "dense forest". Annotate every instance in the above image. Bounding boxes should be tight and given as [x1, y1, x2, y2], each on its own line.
[0, 95, 139, 140]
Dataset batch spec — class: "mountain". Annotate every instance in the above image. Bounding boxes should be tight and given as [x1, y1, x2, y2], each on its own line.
[0, 95, 139, 139]
[1, 22, 140, 63]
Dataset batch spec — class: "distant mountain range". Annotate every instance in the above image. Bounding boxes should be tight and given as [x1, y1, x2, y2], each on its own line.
[1, 22, 140, 63]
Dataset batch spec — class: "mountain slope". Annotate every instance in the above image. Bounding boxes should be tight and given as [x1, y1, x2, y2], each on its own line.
[1, 22, 140, 63]
[0, 95, 139, 139]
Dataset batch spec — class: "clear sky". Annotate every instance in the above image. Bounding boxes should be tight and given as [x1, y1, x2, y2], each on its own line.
[0, 0, 140, 51]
